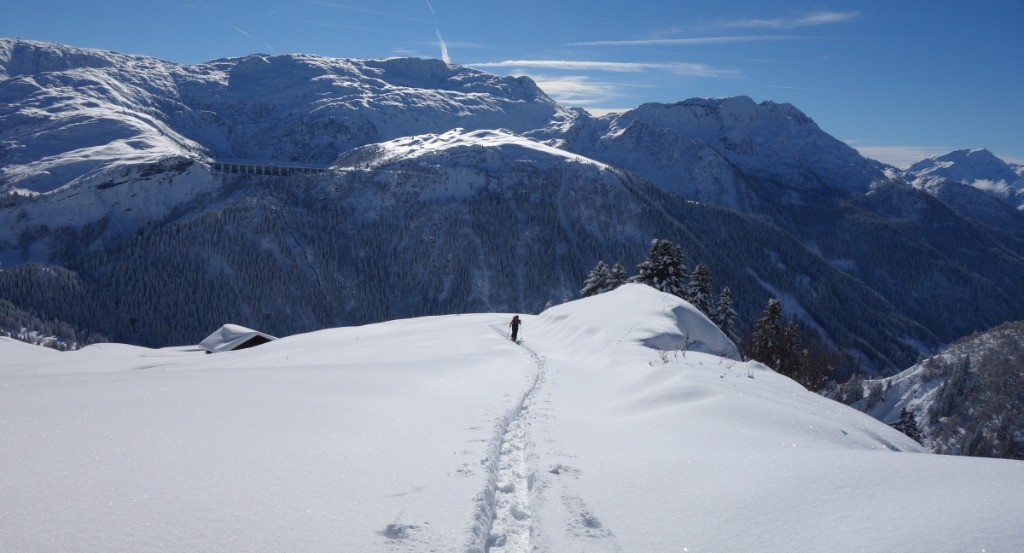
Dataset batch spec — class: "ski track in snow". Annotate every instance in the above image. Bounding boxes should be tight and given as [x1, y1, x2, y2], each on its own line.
[466, 327, 546, 553]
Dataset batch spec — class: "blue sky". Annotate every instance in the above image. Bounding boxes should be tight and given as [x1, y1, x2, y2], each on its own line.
[4, 1, 1022, 167]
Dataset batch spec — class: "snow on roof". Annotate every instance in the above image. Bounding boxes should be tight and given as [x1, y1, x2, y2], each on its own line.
[198, 324, 277, 353]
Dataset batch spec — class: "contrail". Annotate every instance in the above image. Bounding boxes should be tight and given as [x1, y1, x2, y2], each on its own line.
[226, 23, 274, 52]
[424, 0, 450, 63]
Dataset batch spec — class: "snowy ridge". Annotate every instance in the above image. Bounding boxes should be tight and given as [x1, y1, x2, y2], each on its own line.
[338, 128, 611, 172]
[537, 283, 740, 360]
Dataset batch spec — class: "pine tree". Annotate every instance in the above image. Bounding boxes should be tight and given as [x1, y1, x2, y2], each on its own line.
[609, 262, 628, 291]
[580, 260, 612, 297]
[712, 287, 740, 344]
[744, 298, 784, 370]
[781, 318, 810, 384]
[794, 323, 846, 393]
[631, 239, 687, 298]
[929, 354, 971, 423]
[891, 408, 924, 444]
[580, 260, 627, 297]
[745, 300, 841, 392]
[685, 263, 714, 317]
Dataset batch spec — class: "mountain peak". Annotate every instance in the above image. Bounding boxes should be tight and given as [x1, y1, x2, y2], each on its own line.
[585, 95, 878, 195]
[629, 96, 815, 128]
[907, 148, 1022, 208]
[909, 148, 1004, 172]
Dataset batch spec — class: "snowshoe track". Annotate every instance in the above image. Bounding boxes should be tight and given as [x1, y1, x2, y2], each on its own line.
[465, 328, 547, 553]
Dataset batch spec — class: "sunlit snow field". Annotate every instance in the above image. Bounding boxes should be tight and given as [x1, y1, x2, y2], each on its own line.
[2, 285, 1022, 552]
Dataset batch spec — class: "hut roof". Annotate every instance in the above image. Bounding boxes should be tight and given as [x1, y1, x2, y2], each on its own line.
[198, 324, 277, 353]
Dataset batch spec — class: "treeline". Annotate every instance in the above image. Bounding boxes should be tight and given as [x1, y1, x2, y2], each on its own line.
[0, 295, 107, 350]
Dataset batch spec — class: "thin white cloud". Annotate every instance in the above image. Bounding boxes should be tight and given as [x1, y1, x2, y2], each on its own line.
[850, 144, 953, 169]
[470, 60, 737, 77]
[723, 11, 858, 30]
[529, 75, 622, 106]
[571, 35, 796, 47]
[584, 107, 632, 117]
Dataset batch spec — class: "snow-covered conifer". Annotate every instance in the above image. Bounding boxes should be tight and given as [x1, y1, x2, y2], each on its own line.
[782, 319, 809, 383]
[631, 239, 687, 298]
[713, 287, 740, 344]
[609, 262, 628, 291]
[891, 408, 924, 444]
[582, 260, 629, 297]
[685, 263, 714, 317]
[745, 298, 784, 370]
[581, 260, 612, 297]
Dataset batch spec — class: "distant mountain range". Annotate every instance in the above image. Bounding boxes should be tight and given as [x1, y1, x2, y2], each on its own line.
[2, 38, 1023, 374]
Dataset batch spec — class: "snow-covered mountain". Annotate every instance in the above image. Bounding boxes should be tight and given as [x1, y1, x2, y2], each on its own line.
[907, 148, 1024, 210]
[547, 97, 885, 211]
[0, 38, 566, 195]
[3, 285, 1022, 553]
[2, 38, 1024, 374]
[853, 319, 1024, 459]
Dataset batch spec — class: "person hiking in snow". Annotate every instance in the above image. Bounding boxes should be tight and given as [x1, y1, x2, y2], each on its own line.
[509, 315, 522, 342]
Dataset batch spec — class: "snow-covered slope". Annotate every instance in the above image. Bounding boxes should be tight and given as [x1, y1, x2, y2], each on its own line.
[0, 40, 210, 194]
[908, 148, 1024, 210]
[854, 319, 1024, 459]
[3, 284, 1021, 553]
[337, 127, 611, 172]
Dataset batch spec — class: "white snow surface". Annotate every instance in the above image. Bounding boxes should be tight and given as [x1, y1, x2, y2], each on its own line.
[2, 284, 1022, 553]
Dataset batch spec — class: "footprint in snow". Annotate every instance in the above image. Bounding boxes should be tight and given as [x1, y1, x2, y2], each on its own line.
[562, 494, 615, 540]
[548, 464, 581, 477]
[378, 522, 418, 540]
